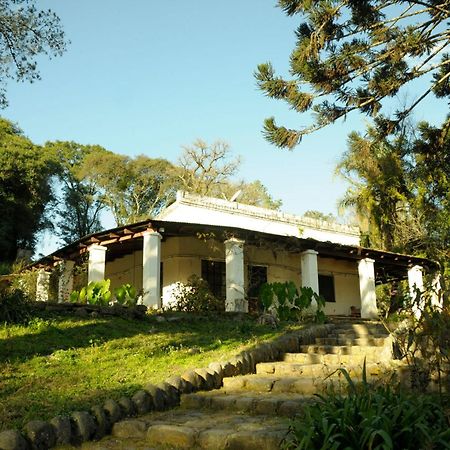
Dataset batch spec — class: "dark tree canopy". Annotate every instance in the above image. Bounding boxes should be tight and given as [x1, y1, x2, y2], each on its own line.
[0, 118, 55, 262]
[0, 0, 67, 107]
[256, 0, 450, 148]
[46, 141, 107, 244]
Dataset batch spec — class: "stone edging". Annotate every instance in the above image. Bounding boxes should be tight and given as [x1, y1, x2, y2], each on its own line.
[0, 323, 335, 450]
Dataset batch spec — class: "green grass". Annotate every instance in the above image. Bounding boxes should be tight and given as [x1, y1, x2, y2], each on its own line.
[0, 309, 299, 431]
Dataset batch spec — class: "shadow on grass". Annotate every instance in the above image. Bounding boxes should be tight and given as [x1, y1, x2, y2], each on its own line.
[0, 381, 143, 432]
[0, 311, 279, 363]
[0, 316, 154, 362]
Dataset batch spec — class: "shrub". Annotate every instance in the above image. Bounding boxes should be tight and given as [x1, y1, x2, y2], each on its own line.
[114, 283, 140, 306]
[0, 286, 31, 324]
[171, 275, 224, 312]
[284, 366, 450, 449]
[259, 281, 325, 322]
[70, 279, 112, 306]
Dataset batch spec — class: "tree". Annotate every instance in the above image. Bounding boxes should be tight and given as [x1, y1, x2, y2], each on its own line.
[255, 1, 450, 148]
[303, 210, 337, 222]
[0, 118, 56, 262]
[176, 139, 282, 209]
[83, 152, 178, 226]
[177, 139, 241, 197]
[337, 121, 450, 267]
[337, 125, 411, 251]
[46, 141, 107, 244]
[0, 0, 68, 107]
[410, 122, 450, 264]
[222, 180, 283, 210]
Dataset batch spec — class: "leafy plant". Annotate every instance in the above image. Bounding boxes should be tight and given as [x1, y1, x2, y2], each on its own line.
[284, 363, 450, 449]
[259, 281, 325, 322]
[114, 283, 139, 306]
[70, 279, 112, 306]
[0, 286, 31, 324]
[171, 275, 224, 312]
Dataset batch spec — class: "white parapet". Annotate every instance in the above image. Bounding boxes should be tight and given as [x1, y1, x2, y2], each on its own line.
[143, 231, 162, 309]
[88, 245, 107, 283]
[358, 258, 378, 319]
[225, 238, 247, 312]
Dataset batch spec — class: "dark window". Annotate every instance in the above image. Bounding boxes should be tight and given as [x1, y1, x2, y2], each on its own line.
[247, 265, 268, 313]
[201, 260, 226, 299]
[247, 265, 268, 298]
[319, 274, 335, 302]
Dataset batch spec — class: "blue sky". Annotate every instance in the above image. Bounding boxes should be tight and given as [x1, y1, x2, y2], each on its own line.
[4, 1, 448, 254]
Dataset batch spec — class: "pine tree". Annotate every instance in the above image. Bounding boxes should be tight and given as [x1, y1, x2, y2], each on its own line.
[256, 0, 450, 148]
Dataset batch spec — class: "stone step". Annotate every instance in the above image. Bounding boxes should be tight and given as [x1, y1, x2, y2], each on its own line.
[314, 337, 387, 346]
[299, 344, 385, 356]
[76, 409, 290, 450]
[255, 361, 390, 378]
[283, 352, 382, 364]
[220, 372, 399, 395]
[332, 324, 387, 335]
[181, 391, 314, 417]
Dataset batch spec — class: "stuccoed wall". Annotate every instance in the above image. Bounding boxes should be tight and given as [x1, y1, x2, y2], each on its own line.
[103, 236, 362, 315]
[319, 257, 360, 316]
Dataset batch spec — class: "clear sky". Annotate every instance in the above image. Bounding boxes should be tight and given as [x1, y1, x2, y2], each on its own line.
[4, 1, 448, 255]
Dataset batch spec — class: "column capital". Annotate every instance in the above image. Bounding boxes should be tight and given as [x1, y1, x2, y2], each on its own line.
[224, 237, 245, 246]
[301, 249, 318, 256]
[88, 243, 107, 252]
[143, 230, 162, 239]
[408, 264, 423, 272]
[359, 257, 375, 264]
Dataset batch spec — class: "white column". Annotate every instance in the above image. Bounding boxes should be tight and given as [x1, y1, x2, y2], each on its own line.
[58, 260, 75, 303]
[408, 265, 424, 317]
[143, 231, 162, 309]
[358, 258, 378, 319]
[431, 272, 442, 308]
[301, 249, 319, 311]
[36, 269, 51, 302]
[225, 238, 246, 312]
[88, 244, 107, 283]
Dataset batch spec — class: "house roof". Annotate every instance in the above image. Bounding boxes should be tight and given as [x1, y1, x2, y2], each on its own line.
[157, 191, 361, 246]
[33, 217, 439, 284]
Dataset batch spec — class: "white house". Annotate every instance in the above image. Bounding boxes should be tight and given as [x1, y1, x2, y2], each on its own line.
[33, 191, 438, 318]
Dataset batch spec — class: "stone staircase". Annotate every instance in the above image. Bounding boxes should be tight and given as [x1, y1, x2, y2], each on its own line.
[70, 320, 402, 450]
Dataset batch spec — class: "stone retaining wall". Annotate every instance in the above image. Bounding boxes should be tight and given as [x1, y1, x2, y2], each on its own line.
[0, 323, 334, 450]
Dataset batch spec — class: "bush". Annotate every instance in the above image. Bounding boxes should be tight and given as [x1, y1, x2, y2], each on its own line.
[284, 366, 450, 449]
[0, 286, 31, 324]
[114, 283, 140, 306]
[171, 275, 224, 312]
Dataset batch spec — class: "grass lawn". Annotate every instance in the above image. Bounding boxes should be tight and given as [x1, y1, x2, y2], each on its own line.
[0, 309, 300, 431]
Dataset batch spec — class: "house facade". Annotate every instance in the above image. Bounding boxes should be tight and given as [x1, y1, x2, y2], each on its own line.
[33, 192, 438, 318]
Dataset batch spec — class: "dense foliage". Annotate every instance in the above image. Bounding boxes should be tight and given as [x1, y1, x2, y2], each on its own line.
[337, 121, 450, 269]
[0, 285, 31, 324]
[0, 119, 56, 262]
[256, 0, 450, 148]
[285, 381, 450, 449]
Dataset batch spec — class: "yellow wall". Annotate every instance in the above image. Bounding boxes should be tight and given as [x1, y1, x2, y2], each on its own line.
[318, 257, 361, 316]
[104, 236, 362, 315]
